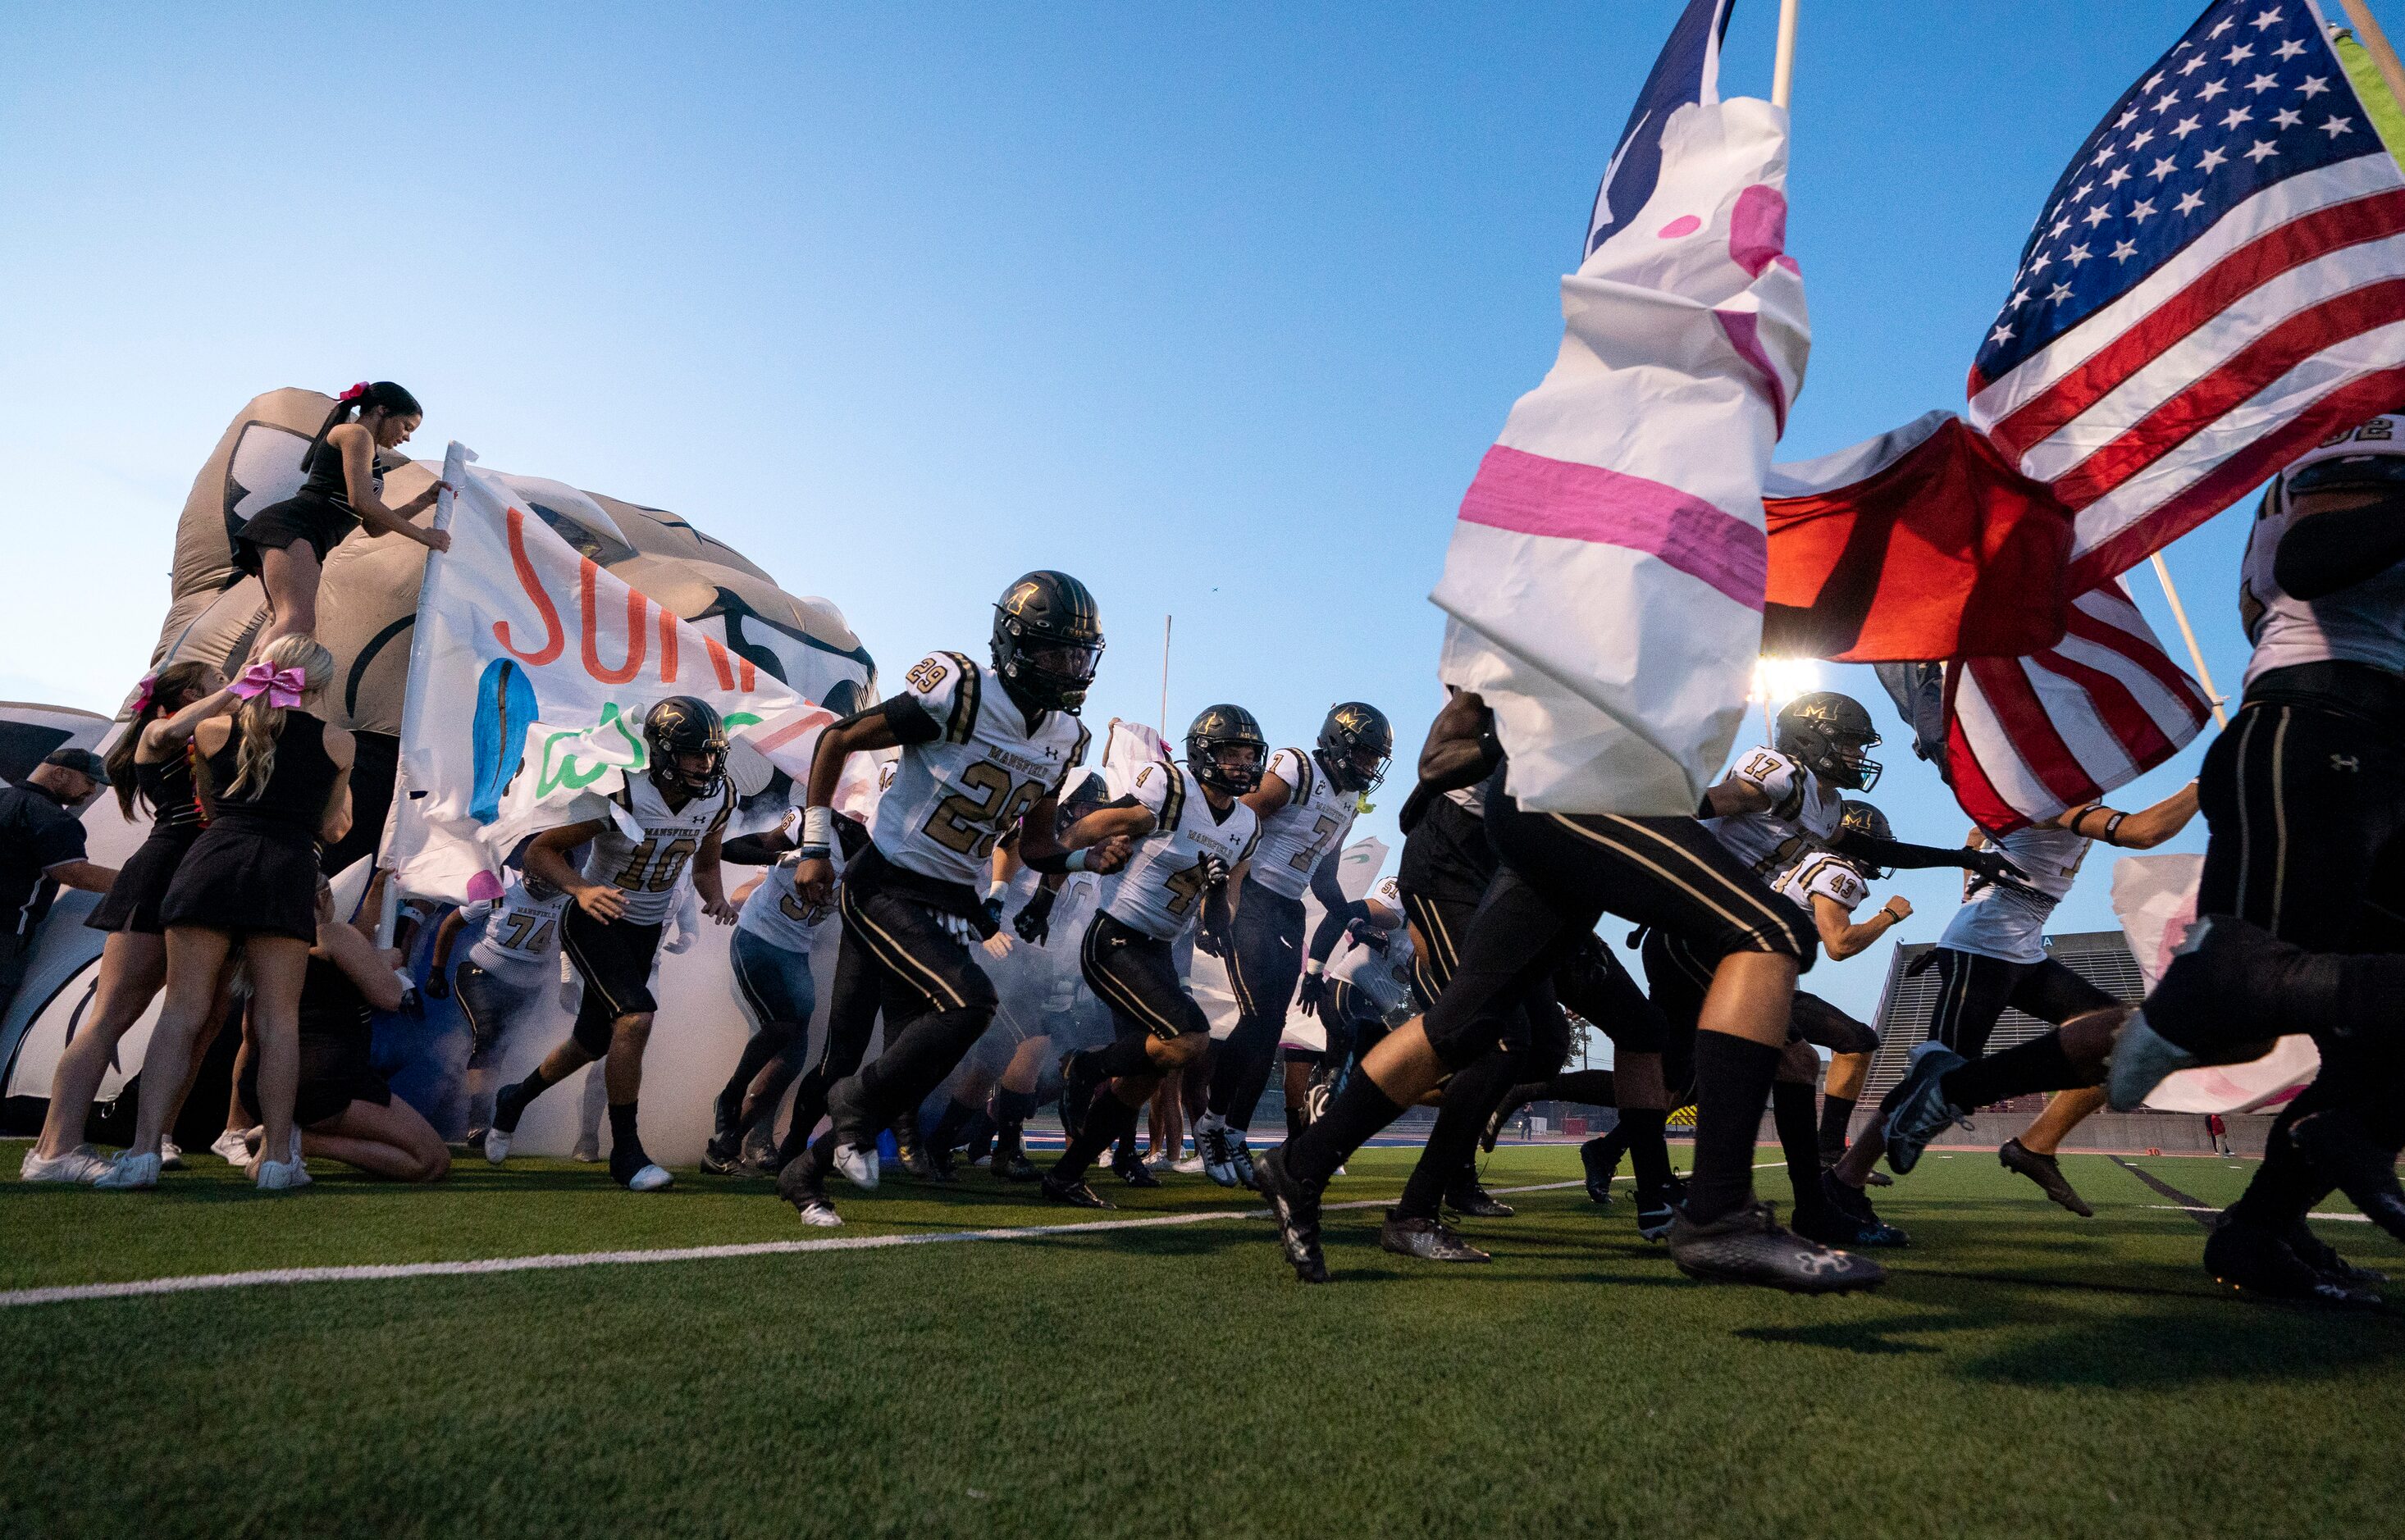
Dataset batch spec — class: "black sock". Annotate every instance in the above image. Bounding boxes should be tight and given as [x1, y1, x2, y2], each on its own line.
[1549, 1068, 1618, 1106]
[856, 1009, 991, 1121]
[1817, 1092, 1856, 1164]
[1397, 1053, 1520, 1220]
[1942, 1032, 2090, 1110]
[2228, 1100, 2339, 1230]
[608, 1101, 643, 1160]
[1056, 1096, 1136, 1181]
[1088, 1036, 1157, 1081]
[1686, 1033, 1780, 1225]
[1287, 1075, 1405, 1186]
[496, 1065, 557, 1132]
[994, 1086, 1037, 1128]
[1772, 1082, 1831, 1226]
[961, 1108, 998, 1162]
[1616, 1109, 1672, 1200]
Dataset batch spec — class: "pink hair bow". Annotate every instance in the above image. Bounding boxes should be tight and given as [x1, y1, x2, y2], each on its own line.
[230, 662, 306, 708]
[128, 671, 160, 715]
[339, 381, 368, 403]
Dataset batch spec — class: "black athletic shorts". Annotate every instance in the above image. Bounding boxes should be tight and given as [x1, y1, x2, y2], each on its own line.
[1226, 877, 1305, 1034]
[562, 905, 664, 1055]
[1924, 947, 2117, 1060]
[1551, 933, 1669, 1055]
[836, 879, 999, 1021]
[1081, 912, 1208, 1043]
[1398, 795, 1496, 1001]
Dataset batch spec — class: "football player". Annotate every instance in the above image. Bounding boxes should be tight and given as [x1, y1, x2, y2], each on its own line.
[1194, 701, 1392, 1187]
[484, 697, 740, 1191]
[425, 864, 572, 1151]
[1041, 704, 1266, 1207]
[774, 572, 1129, 1228]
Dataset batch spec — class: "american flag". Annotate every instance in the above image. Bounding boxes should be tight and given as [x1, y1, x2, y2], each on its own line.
[1969, 1, 2405, 590]
[1945, 581, 2214, 832]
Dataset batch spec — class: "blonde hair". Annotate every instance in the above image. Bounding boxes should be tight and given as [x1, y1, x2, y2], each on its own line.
[227, 634, 335, 799]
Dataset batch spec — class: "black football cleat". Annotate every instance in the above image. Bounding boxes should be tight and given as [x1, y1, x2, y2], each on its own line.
[777, 1143, 842, 1227]
[1882, 1041, 1970, 1174]
[1380, 1212, 1491, 1264]
[1444, 1178, 1516, 1219]
[1111, 1150, 1161, 1187]
[1666, 1201, 1886, 1293]
[1999, 1137, 2094, 1217]
[2205, 1215, 2383, 1308]
[1057, 1051, 1104, 1149]
[2287, 1220, 2389, 1286]
[1254, 1146, 1330, 1284]
[1635, 1191, 1679, 1242]
[2289, 1108, 2405, 1246]
[1040, 1172, 1114, 1210]
[701, 1136, 742, 1177]
[994, 1146, 1042, 1183]
[1581, 1135, 1622, 1205]
[1816, 1171, 1909, 1246]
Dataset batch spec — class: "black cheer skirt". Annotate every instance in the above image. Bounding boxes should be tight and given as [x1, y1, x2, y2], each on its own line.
[239, 1026, 391, 1128]
[230, 492, 359, 575]
[86, 828, 201, 936]
[158, 818, 323, 941]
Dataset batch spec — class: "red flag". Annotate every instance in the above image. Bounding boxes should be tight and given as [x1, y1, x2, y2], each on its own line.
[1762, 412, 2073, 662]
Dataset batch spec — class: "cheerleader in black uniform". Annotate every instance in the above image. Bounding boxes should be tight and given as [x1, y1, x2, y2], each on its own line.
[19, 661, 236, 1182]
[235, 873, 449, 1183]
[96, 635, 354, 1191]
[235, 381, 450, 646]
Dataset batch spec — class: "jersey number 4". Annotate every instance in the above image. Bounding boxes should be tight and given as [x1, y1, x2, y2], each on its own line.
[924, 762, 1043, 860]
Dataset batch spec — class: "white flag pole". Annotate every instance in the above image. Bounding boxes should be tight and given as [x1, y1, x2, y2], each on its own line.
[2339, 0, 2405, 122]
[2147, 551, 2229, 731]
[377, 442, 475, 945]
[1771, 0, 1800, 109]
[1159, 613, 1172, 736]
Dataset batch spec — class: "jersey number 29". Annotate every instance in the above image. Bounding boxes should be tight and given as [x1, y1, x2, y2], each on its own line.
[924, 762, 1043, 860]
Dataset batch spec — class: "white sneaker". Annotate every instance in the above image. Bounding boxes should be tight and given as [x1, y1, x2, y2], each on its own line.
[1228, 1131, 1256, 1188]
[570, 1137, 600, 1163]
[158, 1137, 185, 1171]
[20, 1145, 111, 1183]
[2106, 1009, 2197, 1113]
[210, 1128, 257, 1166]
[93, 1151, 162, 1190]
[485, 1127, 514, 1165]
[794, 1196, 843, 1227]
[625, 1163, 673, 1192]
[831, 1142, 880, 1191]
[1172, 1155, 1206, 1175]
[254, 1157, 308, 1191]
[1196, 1119, 1239, 1187]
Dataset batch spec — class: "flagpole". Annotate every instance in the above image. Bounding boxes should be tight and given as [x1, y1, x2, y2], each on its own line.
[1771, 0, 1800, 109]
[2339, 0, 2405, 121]
[2147, 551, 2229, 731]
[1160, 613, 1172, 736]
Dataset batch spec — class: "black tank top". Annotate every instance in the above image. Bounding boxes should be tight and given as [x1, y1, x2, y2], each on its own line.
[205, 709, 341, 833]
[297, 952, 372, 1039]
[135, 748, 204, 836]
[299, 438, 381, 510]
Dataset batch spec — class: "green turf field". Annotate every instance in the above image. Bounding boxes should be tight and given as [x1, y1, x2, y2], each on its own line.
[3, 1140, 2402, 1539]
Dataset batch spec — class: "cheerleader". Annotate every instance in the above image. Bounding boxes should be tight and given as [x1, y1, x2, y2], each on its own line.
[235, 381, 450, 645]
[95, 635, 354, 1191]
[20, 662, 235, 1182]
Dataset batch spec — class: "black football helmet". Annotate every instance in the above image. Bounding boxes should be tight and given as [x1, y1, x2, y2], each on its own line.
[644, 695, 729, 797]
[1316, 701, 1393, 795]
[1775, 690, 1883, 791]
[1185, 704, 1268, 795]
[992, 570, 1104, 714]
[1837, 799, 1893, 879]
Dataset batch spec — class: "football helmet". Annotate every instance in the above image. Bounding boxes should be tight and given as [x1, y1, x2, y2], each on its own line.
[992, 571, 1104, 714]
[643, 695, 729, 797]
[1837, 799, 1893, 879]
[1316, 701, 1393, 794]
[1775, 691, 1883, 791]
[1185, 704, 1269, 795]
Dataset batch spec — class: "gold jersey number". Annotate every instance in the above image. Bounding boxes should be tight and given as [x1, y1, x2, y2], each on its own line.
[924, 761, 1043, 860]
[613, 836, 701, 893]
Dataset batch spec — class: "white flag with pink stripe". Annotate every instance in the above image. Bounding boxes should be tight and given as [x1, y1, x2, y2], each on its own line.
[1431, 0, 1808, 814]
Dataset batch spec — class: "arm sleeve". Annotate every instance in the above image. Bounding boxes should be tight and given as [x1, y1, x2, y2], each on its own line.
[1305, 851, 1367, 964]
[1834, 832, 1973, 871]
[2272, 496, 2405, 600]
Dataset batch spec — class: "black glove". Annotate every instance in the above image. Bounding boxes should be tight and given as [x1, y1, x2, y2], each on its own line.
[1298, 969, 1329, 1018]
[1014, 886, 1057, 945]
[1964, 848, 2029, 886]
[423, 966, 451, 1001]
[1345, 917, 1389, 955]
[983, 894, 1008, 936]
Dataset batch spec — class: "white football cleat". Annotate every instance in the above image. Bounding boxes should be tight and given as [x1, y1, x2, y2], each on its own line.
[570, 1137, 600, 1163]
[484, 1127, 514, 1165]
[210, 1128, 258, 1166]
[793, 1196, 843, 1227]
[19, 1145, 111, 1184]
[92, 1151, 161, 1190]
[157, 1137, 186, 1171]
[831, 1142, 880, 1191]
[253, 1157, 308, 1191]
[626, 1163, 673, 1192]
[2106, 1009, 2197, 1113]
[1171, 1155, 1206, 1175]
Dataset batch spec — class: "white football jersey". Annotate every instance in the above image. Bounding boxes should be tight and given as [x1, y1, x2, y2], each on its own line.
[1248, 747, 1359, 900]
[1938, 823, 2087, 965]
[1773, 852, 1870, 918]
[737, 807, 846, 953]
[465, 877, 571, 976]
[1703, 745, 1844, 877]
[2240, 415, 2405, 685]
[870, 651, 1090, 892]
[1328, 874, 1414, 986]
[1105, 759, 1260, 941]
[573, 772, 737, 926]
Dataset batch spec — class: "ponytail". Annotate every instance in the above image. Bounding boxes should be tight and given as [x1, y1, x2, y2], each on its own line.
[107, 661, 217, 820]
[300, 380, 423, 473]
[227, 635, 335, 800]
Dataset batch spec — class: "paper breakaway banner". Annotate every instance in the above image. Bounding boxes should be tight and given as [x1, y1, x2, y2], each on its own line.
[1432, 0, 1808, 815]
[2111, 852, 2317, 1113]
[387, 443, 837, 903]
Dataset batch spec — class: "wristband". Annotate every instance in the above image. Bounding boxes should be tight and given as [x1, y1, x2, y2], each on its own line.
[2102, 810, 2127, 842]
[1066, 848, 1091, 873]
[1304, 959, 1325, 977]
[984, 879, 1009, 904]
[798, 804, 833, 859]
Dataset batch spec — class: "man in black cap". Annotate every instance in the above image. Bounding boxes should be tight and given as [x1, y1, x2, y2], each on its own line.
[0, 749, 116, 1018]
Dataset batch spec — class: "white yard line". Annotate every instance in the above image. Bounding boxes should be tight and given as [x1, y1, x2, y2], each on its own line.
[0, 1178, 1597, 1311]
[2146, 1205, 2371, 1223]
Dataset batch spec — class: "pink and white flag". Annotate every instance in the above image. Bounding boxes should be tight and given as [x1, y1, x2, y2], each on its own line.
[1432, 0, 1808, 813]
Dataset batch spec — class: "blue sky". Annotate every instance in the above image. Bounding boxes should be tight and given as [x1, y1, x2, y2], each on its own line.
[0, 2, 2313, 1018]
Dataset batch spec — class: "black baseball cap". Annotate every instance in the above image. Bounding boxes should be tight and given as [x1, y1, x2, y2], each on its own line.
[43, 748, 109, 786]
